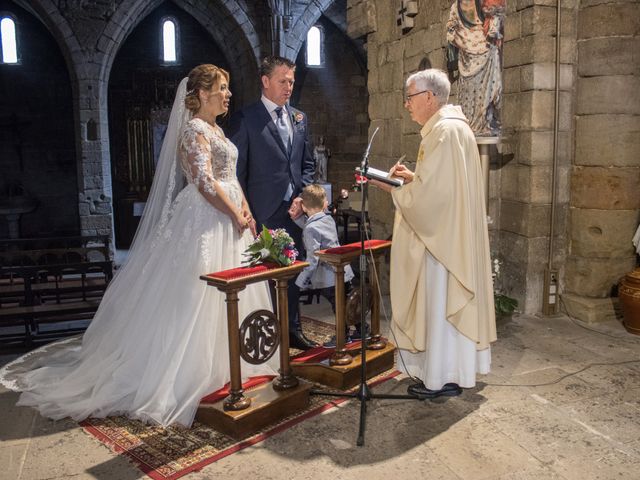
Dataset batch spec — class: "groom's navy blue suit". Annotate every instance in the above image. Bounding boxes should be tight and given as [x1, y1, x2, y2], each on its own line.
[228, 100, 315, 334]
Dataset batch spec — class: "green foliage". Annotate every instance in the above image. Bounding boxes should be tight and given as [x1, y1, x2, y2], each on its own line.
[494, 293, 518, 316]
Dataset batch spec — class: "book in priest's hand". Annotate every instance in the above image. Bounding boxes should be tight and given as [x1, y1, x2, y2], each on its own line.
[354, 165, 404, 187]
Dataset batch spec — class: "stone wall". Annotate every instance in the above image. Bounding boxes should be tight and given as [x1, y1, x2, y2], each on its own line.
[498, 1, 575, 313]
[0, 0, 359, 246]
[350, 0, 639, 317]
[0, 1, 78, 238]
[348, 0, 569, 314]
[294, 16, 369, 198]
[562, 0, 640, 323]
[350, 0, 455, 242]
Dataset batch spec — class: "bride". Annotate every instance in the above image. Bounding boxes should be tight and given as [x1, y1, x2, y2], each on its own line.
[0, 64, 279, 428]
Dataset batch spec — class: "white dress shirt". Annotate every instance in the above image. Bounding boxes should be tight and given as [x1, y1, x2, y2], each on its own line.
[261, 95, 293, 140]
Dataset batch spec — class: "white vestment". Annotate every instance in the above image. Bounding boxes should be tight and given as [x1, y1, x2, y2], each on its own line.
[398, 251, 491, 390]
[390, 105, 497, 390]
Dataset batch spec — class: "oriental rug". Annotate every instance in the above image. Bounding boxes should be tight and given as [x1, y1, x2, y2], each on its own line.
[80, 317, 400, 480]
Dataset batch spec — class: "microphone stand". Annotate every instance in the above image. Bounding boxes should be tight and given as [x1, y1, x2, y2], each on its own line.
[310, 127, 419, 447]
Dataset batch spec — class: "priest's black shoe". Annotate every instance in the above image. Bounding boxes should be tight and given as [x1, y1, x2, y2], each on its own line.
[289, 330, 317, 350]
[407, 381, 462, 399]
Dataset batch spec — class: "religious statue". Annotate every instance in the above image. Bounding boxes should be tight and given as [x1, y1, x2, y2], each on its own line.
[446, 0, 505, 136]
[313, 136, 330, 183]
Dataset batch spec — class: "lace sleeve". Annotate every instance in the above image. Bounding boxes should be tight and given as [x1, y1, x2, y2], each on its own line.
[181, 128, 217, 196]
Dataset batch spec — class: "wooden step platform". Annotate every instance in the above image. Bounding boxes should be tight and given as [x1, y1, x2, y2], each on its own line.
[291, 341, 396, 390]
[196, 379, 312, 439]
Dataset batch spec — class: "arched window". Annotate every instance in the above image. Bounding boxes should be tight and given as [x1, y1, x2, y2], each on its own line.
[1, 15, 18, 64]
[161, 18, 179, 64]
[306, 26, 323, 67]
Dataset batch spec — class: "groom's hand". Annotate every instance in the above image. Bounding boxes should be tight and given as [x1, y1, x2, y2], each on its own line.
[247, 216, 257, 237]
[288, 197, 304, 220]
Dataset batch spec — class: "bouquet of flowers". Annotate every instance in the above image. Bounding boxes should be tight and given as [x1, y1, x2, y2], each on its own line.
[243, 225, 298, 267]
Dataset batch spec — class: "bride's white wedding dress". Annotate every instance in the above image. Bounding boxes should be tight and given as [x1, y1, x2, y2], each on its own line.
[0, 117, 278, 428]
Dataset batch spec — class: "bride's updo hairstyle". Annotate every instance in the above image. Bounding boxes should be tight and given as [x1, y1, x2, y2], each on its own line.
[184, 64, 230, 114]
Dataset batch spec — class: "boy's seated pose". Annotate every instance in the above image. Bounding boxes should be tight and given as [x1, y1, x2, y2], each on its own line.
[291, 185, 365, 347]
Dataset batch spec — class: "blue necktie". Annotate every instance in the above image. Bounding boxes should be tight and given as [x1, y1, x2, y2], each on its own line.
[275, 107, 294, 201]
[274, 107, 291, 154]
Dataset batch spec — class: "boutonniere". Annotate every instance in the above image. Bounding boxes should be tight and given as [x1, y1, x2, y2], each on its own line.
[292, 112, 304, 124]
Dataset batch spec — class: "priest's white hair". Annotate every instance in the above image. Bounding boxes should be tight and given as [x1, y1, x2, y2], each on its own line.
[406, 69, 450, 107]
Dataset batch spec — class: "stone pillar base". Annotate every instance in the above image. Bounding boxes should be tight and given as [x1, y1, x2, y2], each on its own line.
[561, 293, 622, 324]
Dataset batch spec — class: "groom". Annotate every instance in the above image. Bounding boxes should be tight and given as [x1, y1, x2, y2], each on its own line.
[229, 55, 316, 351]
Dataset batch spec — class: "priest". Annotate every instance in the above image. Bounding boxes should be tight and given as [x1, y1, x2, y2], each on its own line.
[370, 68, 497, 399]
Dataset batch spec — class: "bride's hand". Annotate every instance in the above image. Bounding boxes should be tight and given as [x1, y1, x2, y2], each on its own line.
[241, 202, 251, 219]
[245, 212, 257, 237]
[234, 211, 250, 235]
[240, 200, 257, 236]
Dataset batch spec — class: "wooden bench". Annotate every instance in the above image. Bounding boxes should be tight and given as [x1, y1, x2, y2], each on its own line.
[0, 235, 110, 267]
[0, 261, 113, 346]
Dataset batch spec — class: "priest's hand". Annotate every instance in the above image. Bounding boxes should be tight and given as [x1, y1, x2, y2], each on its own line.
[389, 164, 415, 184]
[369, 179, 393, 193]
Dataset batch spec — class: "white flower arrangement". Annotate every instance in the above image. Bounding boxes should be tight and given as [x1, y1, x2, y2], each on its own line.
[492, 256, 518, 316]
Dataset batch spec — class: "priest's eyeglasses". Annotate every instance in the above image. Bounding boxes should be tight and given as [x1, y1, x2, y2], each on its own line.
[404, 90, 435, 102]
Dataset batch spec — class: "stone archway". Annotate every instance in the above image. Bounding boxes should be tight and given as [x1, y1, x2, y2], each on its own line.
[292, 11, 369, 201]
[285, 0, 336, 60]
[98, 0, 261, 107]
[106, 2, 233, 248]
[35, 0, 264, 238]
[14, 0, 83, 82]
[1, 0, 81, 236]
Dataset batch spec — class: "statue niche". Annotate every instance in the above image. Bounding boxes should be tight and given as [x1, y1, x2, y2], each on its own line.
[313, 136, 330, 184]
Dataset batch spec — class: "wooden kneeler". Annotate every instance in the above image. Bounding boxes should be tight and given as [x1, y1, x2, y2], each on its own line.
[292, 240, 396, 390]
[197, 261, 311, 438]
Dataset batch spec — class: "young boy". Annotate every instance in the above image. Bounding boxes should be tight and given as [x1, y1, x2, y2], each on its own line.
[291, 185, 363, 346]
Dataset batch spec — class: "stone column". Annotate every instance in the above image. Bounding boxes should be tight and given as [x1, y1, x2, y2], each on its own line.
[562, 0, 640, 323]
[498, 1, 576, 314]
[75, 72, 114, 239]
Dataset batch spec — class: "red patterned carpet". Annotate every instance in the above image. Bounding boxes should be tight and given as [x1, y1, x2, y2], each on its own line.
[80, 317, 399, 480]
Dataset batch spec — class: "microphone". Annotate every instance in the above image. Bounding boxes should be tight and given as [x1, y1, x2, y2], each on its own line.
[361, 126, 380, 172]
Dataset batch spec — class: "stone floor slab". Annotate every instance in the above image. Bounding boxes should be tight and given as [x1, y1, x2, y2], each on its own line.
[0, 442, 30, 480]
[549, 447, 640, 480]
[1, 311, 640, 480]
[490, 403, 636, 468]
[426, 415, 543, 480]
[561, 393, 640, 444]
[0, 390, 38, 444]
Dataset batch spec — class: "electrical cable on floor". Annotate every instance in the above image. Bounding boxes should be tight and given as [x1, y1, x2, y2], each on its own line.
[483, 359, 640, 388]
[362, 223, 640, 390]
[559, 296, 640, 343]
